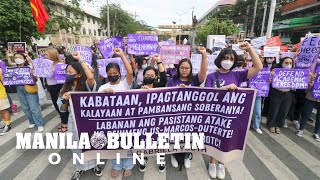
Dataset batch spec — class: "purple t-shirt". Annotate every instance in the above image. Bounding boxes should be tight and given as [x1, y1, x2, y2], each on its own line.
[167, 74, 201, 87]
[205, 70, 249, 88]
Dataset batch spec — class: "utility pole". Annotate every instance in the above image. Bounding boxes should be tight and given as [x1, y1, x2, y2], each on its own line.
[266, 0, 276, 38]
[260, 1, 268, 37]
[107, 0, 111, 37]
[250, 0, 258, 37]
[244, 6, 250, 38]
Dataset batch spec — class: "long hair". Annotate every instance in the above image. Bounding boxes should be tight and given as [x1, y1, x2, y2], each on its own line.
[142, 66, 159, 86]
[60, 62, 87, 96]
[173, 58, 194, 83]
[14, 53, 29, 66]
[46, 48, 63, 63]
[275, 57, 294, 69]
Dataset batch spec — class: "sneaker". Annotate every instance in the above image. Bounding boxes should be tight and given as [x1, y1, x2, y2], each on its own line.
[0, 125, 11, 136]
[293, 121, 300, 129]
[71, 171, 83, 180]
[184, 158, 191, 168]
[308, 118, 314, 123]
[93, 165, 102, 176]
[296, 130, 304, 137]
[38, 126, 44, 133]
[171, 155, 178, 168]
[217, 163, 226, 179]
[28, 124, 36, 129]
[139, 158, 148, 172]
[0, 123, 5, 130]
[254, 128, 263, 134]
[313, 134, 320, 142]
[208, 163, 217, 179]
[284, 120, 288, 128]
[158, 164, 166, 173]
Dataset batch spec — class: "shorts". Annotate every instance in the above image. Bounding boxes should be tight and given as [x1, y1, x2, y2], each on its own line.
[0, 97, 10, 111]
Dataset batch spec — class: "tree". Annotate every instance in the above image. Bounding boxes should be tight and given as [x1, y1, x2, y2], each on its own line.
[100, 4, 153, 36]
[195, 18, 238, 45]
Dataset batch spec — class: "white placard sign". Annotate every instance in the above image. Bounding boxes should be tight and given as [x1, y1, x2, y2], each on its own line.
[191, 54, 218, 74]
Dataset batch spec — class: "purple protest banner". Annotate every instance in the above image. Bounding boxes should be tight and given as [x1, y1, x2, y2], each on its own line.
[7, 42, 26, 53]
[32, 58, 54, 77]
[249, 68, 270, 97]
[160, 45, 190, 64]
[55, 64, 67, 84]
[312, 66, 320, 98]
[69, 87, 256, 163]
[2, 67, 34, 85]
[159, 40, 176, 46]
[72, 45, 93, 65]
[127, 34, 158, 55]
[98, 37, 124, 59]
[281, 52, 295, 59]
[0, 60, 6, 73]
[272, 68, 309, 89]
[295, 36, 320, 69]
[97, 58, 128, 78]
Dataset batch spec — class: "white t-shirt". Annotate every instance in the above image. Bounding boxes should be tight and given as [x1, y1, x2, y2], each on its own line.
[98, 79, 131, 92]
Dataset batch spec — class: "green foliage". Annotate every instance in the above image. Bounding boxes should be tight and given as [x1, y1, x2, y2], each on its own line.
[195, 18, 238, 45]
[100, 4, 153, 36]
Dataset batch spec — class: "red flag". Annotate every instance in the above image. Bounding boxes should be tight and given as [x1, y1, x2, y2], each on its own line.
[30, 0, 49, 33]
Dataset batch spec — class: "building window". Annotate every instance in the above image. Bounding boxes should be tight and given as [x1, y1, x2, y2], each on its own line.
[89, 29, 92, 35]
[87, 17, 90, 23]
[94, 30, 97, 36]
[83, 28, 86, 35]
[93, 19, 96, 24]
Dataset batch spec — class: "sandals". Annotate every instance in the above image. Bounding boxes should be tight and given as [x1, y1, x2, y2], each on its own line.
[269, 127, 276, 133]
[275, 127, 281, 134]
[123, 170, 132, 179]
[111, 169, 121, 179]
[58, 124, 68, 133]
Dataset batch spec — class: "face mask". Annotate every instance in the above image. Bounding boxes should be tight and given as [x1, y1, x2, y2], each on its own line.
[283, 64, 292, 69]
[66, 74, 76, 83]
[221, 60, 234, 70]
[142, 64, 148, 69]
[15, 58, 25, 65]
[108, 75, 120, 83]
[266, 58, 274, 63]
[143, 77, 155, 85]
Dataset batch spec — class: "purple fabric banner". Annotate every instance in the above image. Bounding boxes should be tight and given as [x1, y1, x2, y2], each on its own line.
[295, 36, 320, 69]
[32, 58, 54, 77]
[0, 60, 6, 73]
[249, 68, 270, 97]
[127, 34, 159, 55]
[69, 87, 256, 163]
[55, 64, 67, 84]
[73, 45, 93, 65]
[2, 67, 34, 85]
[98, 37, 124, 59]
[97, 58, 128, 78]
[160, 45, 190, 64]
[312, 66, 320, 98]
[272, 68, 309, 89]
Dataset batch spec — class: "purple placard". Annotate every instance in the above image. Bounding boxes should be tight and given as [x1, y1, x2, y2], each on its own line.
[249, 68, 270, 97]
[98, 37, 124, 59]
[55, 64, 67, 84]
[312, 66, 320, 98]
[73, 45, 93, 65]
[97, 58, 128, 78]
[160, 45, 191, 64]
[295, 36, 320, 69]
[0, 60, 6, 73]
[159, 40, 176, 46]
[2, 67, 34, 85]
[272, 68, 309, 89]
[281, 52, 295, 59]
[70, 87, 255, 163]
[32, 58, 54, 77]
[127, 34, 158, 55]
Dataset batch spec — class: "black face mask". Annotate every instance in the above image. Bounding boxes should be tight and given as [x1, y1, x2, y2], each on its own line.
[108, 75, 120, 83]
[143, 77, 155, 85]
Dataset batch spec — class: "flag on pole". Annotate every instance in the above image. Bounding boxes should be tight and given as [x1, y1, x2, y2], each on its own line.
[30, 0, 49, 33]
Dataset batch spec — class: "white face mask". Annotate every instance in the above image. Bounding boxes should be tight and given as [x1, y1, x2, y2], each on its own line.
[266, 58, 274, 63]
[283, 64, 292, 69]
[15, 58, 25, 65]
[142, 64, 148, 69]
[221, 60, 234, 70]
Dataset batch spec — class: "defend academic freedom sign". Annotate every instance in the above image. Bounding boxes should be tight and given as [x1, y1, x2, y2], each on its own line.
[69, 87, 256, 163]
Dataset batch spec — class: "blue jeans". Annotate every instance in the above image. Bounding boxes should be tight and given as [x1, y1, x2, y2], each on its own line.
[17, 86, 44, 127]
[112, 158, 134, 170]
[299, 99, 320, 134]
[252, 96, 262, 129]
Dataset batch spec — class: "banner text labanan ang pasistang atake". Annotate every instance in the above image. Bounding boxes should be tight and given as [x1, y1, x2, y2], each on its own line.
[70, 87, 256, 163]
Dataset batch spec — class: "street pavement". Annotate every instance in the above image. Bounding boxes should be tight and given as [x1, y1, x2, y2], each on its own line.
[0, 93, 319, 180]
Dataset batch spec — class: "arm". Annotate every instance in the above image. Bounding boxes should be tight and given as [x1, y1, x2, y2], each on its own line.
[198, 47, 208, 83]
[153, 54, 165, 73]
[242, 43, 263, 79]
[6, 53, 16, 66]
[129, 54, 137, 72]
[73, 52, 95, 88]
[150, 57, 156, 67]
[114, 48, 133, 85]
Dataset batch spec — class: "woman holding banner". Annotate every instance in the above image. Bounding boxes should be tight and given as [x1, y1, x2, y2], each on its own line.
[204, 42, 263, 179]
[57, 52, 100, 179]
[0, 68, 12, 135]
[45, 48, 69, 132]
[98, 48, 134, 179]
[13, 53, 45, 132]
[166, 47, 208, 170]
[267, 57, 294, 134]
